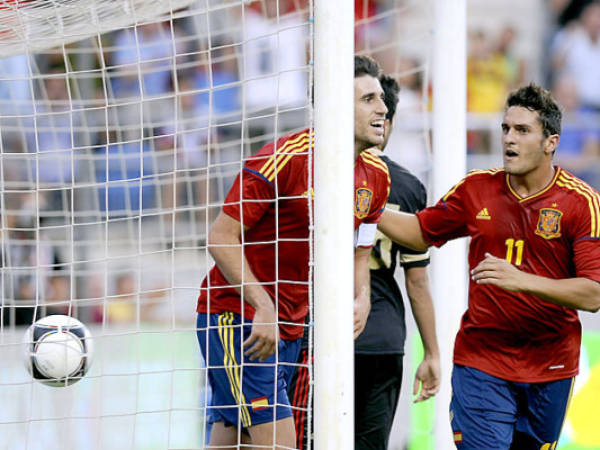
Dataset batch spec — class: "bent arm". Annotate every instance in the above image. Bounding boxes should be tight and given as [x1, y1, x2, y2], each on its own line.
[521, 275, 600, 313]
[208, 211, 278, 361]
[207, 211, 273, 311]
[471, 253, 600, 312]
[378, 209, 430, 251]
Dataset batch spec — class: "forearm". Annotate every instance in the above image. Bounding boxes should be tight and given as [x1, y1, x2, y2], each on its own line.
[378, 209, 429, 251]
[209, 245, 273, 309]
[207, 213, 273, 310]
[520, 274, 600, 313]
[405, 268, 439, 358]
[354, 246, 371, 301]
[353, 246, 372, 338]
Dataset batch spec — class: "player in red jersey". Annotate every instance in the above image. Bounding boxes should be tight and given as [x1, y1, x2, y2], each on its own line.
[196, 55, 390, 448]
[379, 83, 600, 449]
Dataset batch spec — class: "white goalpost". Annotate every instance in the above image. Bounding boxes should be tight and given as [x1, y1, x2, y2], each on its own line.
[313, 0, 354, 448]
[0, 0, 466, 449]
[431, 1, 467, 449]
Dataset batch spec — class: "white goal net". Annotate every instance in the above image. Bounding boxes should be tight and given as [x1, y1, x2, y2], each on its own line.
[0, 0, 435, 449]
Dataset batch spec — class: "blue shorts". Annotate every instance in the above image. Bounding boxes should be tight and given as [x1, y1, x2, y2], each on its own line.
[450, 364, 574, 450]
[196, 312, 300, 429]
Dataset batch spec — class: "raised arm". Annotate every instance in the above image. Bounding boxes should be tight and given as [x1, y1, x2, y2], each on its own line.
[207, 211, 278, 360]
[378, 208, 430, 251]
[404, 266, 440, 402]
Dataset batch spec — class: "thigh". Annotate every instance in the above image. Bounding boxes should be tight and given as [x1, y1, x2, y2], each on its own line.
[208, 421, 251, 449]
[197, 312, 247, 427]
[450, 365, 516, 450]
[511, 377, 574, 450]
[248, 416, 296, 448]
[197, 312, 296, 429]
[239, 332, 299, 428]
[355, 354, 403, 450]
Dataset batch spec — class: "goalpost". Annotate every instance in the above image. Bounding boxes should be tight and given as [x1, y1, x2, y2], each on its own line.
[0, 1, 466, 448]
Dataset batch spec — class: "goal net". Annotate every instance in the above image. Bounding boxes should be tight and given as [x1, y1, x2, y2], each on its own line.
[0, 0, 435, 449]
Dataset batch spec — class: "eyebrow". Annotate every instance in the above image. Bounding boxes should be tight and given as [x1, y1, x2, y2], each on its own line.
[502, 122, 532, 129]
[361, 91, 384, 99]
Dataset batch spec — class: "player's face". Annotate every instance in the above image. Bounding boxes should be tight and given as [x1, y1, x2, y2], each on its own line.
[354, 75, 388, 154]
[501, 106, 553, 177]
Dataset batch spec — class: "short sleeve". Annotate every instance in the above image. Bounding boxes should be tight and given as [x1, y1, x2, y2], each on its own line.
[222, 162, 275, 229]
[572, 198, 600, 282]
[364, 169, 391, 225]
[416, 178, 470, 247]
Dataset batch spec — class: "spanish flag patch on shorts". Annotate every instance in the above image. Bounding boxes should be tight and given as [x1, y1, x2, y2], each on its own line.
[453, 431, 463, 444]
[251, 396, 269, 411]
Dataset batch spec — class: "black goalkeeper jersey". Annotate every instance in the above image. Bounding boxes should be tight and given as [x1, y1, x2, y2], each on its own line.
[355, 154, 430, 355]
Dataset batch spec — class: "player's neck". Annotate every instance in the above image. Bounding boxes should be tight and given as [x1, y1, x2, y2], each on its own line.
[508, 165, 556, 198]
[354, 142, 364, 159]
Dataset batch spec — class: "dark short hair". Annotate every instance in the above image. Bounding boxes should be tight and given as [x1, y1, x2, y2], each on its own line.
[379, 75, 400, 121]
[354, 55, 382, 79]
[506, 83, 562, 137]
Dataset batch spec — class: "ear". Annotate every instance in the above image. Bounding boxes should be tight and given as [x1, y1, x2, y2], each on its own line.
[544, 134, 559, 156]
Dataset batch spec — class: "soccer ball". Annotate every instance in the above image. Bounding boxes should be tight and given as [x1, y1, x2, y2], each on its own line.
[23, 315, 94, 387]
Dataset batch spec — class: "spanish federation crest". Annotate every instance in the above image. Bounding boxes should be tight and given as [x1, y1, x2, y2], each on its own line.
[535, 208, 563, 240]
[355, 187, 373, 219]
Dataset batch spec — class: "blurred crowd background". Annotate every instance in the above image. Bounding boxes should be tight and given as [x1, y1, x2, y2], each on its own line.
[0, 0, 599, 327]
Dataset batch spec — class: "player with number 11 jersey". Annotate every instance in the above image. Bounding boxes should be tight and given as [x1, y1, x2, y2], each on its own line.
[417, 167, 600, 383]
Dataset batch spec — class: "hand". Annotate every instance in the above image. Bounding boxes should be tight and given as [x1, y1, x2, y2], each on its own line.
[353, 287, 371, 339]
[243, 303, 279, 362]
[470, 252, 528, 292]
[413, 356, 440, 403]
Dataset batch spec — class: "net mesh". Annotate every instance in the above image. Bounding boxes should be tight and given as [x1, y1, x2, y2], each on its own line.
[0, 0, 434, 448]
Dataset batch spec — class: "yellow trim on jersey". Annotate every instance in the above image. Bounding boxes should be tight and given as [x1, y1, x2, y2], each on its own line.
[259, 132, 313, 182]
[557, 173, 600, 237]
[218, 312, 251, 427]
[557, 171, 600, 237]
[442, 179, 465, 202]
[268, 144, 309, 182]
[261, 136, 310, 181]
[506, 167, 561, 202]
[467, 168, 503, 176]
[440, 169, 502, 202]
[258, 132, 309, 174]
[564, 377, 575, 425]
[361, 150, 390, 175]
[563, 172, 600, 229]
[360, 151, 391, 197]
[560, 170, 600, 214]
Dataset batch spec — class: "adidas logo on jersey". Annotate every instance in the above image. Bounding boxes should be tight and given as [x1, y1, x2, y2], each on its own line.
[476, 208, 491, 220]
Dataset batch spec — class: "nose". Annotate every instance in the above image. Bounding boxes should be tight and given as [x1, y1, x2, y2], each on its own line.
[502, 127, 515, 144]
[377, 97, 388, 116]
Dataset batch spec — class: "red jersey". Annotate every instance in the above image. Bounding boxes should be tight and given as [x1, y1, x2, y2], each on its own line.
[197, 129, 390, 340]
[417, 167, 600, 382]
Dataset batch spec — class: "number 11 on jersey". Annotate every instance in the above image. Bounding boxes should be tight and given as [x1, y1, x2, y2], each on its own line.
[505, 238, 524, 266]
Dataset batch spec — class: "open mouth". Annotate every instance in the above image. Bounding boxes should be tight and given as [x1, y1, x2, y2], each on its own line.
[370, 120, 384, 132]
[505, 149, 518, 158]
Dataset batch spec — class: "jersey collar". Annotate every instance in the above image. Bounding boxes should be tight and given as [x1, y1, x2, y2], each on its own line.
[506, 166, 561, 202]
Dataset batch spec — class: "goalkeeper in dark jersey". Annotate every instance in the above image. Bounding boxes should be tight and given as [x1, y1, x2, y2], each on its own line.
[354, 75, 440, 449]
[287, 75, 441, 450]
